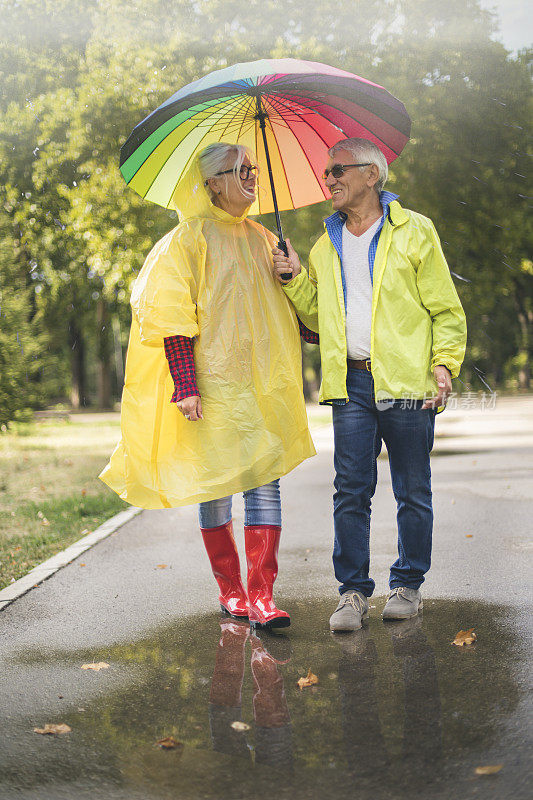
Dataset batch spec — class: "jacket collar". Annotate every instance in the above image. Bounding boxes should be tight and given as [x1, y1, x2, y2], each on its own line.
[324, 190, 402, 238]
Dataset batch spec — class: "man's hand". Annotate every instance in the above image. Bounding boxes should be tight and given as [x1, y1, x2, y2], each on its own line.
[422, 366, 452, 410]
[272, 238, 302, 284]
[177, 395, 203, 421]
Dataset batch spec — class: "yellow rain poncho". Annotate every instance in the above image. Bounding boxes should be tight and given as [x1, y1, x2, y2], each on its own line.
[100, 157, 316, 509]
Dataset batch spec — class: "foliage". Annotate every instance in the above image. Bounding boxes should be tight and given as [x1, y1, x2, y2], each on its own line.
[0, 0, 531, 424]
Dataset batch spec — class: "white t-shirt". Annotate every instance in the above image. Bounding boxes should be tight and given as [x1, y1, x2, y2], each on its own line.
[342, 218, 381, 360]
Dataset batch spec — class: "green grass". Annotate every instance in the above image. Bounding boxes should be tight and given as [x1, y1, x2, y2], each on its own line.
[0, 414, 127, 590]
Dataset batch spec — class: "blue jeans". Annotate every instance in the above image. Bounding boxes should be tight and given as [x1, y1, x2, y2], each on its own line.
[198, 479, 281, 529]
[332, 368, 435, 597]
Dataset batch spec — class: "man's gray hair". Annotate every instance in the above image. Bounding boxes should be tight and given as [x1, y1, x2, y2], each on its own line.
[198, 142, 256, 200]
[328, 138, 388, 193]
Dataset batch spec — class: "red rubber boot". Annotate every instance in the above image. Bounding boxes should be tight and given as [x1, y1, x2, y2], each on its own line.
[244, 525, 290, 629]
[200, 521, 248, 618]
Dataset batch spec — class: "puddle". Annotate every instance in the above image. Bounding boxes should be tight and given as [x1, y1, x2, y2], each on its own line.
[1, 599, 530, 799]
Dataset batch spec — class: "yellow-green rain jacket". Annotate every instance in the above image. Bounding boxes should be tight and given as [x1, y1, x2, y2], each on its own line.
[283, 199, 467, 404]
[100, 158, 315, 509]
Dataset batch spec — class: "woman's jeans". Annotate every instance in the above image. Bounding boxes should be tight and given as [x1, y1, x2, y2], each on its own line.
[199, 479, 281, 529]
[332, 368, 436, 597]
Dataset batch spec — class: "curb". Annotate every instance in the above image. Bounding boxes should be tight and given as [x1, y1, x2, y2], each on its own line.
[0, 506, 142, 612]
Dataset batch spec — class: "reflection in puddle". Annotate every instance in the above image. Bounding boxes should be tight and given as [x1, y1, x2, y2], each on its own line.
[209, 621, 292, 771]
[2, 600, 529, 799]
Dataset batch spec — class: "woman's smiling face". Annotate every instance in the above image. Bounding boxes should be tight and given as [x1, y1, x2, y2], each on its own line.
[208, 154, 258, 216]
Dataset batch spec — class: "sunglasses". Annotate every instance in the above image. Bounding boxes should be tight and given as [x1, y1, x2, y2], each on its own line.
[322, 163, 372, 181]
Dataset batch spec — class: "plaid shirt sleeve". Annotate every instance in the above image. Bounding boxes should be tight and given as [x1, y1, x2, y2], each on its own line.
[298, 317, 319, 344]
[163, 335, 200, 403]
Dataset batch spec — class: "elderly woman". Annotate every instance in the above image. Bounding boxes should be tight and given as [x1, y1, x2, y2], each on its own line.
[100, 142, 316, 629]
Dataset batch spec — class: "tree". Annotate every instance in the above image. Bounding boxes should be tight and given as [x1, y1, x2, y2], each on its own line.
[1, 0, 531, 424]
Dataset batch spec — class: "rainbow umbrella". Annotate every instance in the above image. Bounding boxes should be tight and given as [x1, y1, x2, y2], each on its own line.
[120, 58, 410, 250]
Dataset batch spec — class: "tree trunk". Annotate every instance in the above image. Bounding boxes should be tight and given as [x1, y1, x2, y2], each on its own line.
[68, 320, 86, 408]
[513, 277, 532, 391]
[97, 298, 113, 409]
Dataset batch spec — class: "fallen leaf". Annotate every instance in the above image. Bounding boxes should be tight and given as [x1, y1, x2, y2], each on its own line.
[231, 721, 251, 731]
[475, 764, 503, 776]
[452, 628, 477, 646]
[297, 669, 319, 689]
[466, 534, 473, 538]
[79, 563, 86, 567]
[34, 723, 71, 735]
[156, 736, 183, 749]
[81, 662, 109, 671]
[156, 564, 168, 569]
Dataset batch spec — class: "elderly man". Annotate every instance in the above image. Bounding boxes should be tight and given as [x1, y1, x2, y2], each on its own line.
[272, 137, 467, 631]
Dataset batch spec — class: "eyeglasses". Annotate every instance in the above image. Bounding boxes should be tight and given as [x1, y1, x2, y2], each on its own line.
[322, 163, 372, 181]
[216, 164, 259, 180]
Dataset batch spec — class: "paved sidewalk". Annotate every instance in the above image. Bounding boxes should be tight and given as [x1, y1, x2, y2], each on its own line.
[1, 396, 531, 799]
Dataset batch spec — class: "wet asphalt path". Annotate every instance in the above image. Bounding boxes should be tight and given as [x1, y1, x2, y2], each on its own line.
[1, 397, 532, 799]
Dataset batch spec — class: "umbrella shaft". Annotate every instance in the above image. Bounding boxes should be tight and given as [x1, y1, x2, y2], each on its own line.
[256, 97, 284, 244]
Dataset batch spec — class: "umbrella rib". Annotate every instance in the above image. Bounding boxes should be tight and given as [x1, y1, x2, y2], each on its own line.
[260, 97, 296, 212]
[263, 94, 333, 149]
[234, 95, 256, 143]
[141, 95, 250, 200]
[132, 94, 253, 189]
[163, 94, 257, 209]
[276, 91, 402, 155]
[263, 97, 329, 201]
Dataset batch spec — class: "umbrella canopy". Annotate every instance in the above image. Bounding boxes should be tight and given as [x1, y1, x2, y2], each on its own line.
[120, 58, 411, 216]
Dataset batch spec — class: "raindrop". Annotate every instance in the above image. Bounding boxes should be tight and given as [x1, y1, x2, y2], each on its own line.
[450, 271, 471, 283]
[473, 366, 493, 393]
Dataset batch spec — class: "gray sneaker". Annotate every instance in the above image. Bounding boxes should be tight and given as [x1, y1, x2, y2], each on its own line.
[382, 587, 422, 620]
[329, 590, 369, 631]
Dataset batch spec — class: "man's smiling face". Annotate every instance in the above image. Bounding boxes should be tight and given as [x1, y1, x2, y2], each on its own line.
[323, 148, 378, 212]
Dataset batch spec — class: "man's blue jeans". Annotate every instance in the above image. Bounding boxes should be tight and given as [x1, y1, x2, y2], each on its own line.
[332, 368, 436, 597]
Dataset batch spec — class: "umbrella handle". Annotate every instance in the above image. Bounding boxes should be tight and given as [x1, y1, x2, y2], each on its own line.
[277, 239, 293, 281]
